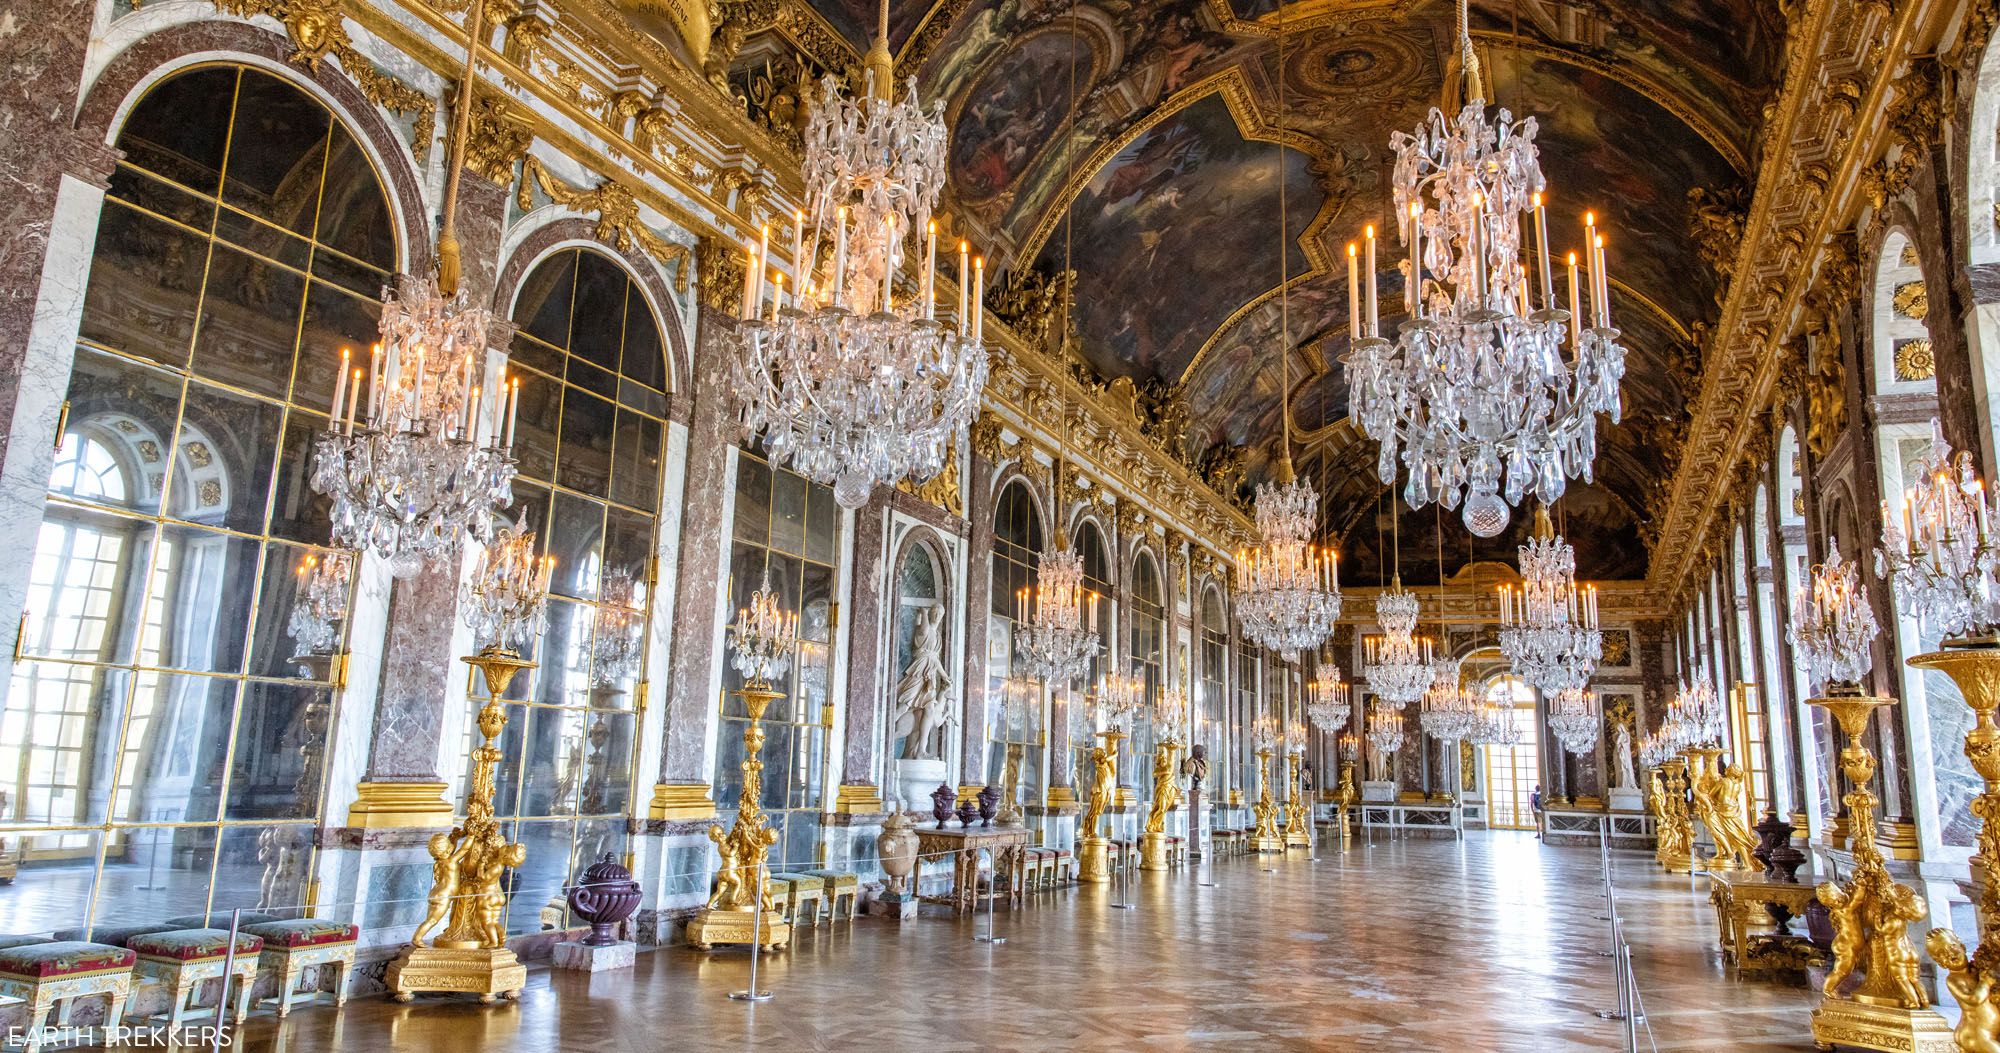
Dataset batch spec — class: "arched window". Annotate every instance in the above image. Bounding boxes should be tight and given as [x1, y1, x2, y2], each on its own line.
[1482, 675, 1539, 830]
[486, 246, 668, 931]
[721, 439, 841, 869]
[8, 65, 397, 937]
[989, 481, 1042, 797]
[1199, 585, 1229, 805]
[1127, 551, 1165, 788]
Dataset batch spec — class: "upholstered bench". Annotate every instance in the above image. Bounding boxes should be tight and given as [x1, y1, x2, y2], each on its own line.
[1165, 835, 1188, 867]
[239, 919, 357, 1018]
[1052, 849, 1075, 884]
[1108, 838, 1137, 874]
[1023, 848, 1056, 890]
[0, 940, 135, 1051]
[126, 928, 262, 1027]
[770, 873, 826, 927]
[803, 870, 859, 921]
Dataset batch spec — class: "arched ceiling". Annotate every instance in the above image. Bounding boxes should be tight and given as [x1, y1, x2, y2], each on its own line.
[786, 0, 1784, 583]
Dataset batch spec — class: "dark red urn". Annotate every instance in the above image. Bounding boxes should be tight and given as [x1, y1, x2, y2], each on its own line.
[567, 852, 642, 946]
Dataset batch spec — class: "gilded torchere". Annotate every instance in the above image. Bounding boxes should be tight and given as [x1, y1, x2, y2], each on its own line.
[1139, 736, 1181, 871]
[1909, 646, 2000, 940]
[686, 681, 792, 951]
[1077, 728, 1123, 883]
[1653, 758, 1695, 874]
[1283, 749, 1310, 848]
[1807, 692, 1952, 1053]
[387, 649, 533, 1002]
[1250, 745, 1284, 853]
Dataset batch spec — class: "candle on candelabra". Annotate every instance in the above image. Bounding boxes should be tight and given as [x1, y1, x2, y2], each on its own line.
[957, 241, 969, 335]
[973, 256, 985, 341]
[790, 209, 804, 287]
[1407, 201, 1423, 319]
[330, 348, 350, 422]
[1365, 225, 1379, 337]
[1594, 234, 1609, 327]
[503, 377, 519, 451]
[833, 207, 849, 310]
[1582, 213, 1599, 325]
[770, 272, 784, 323]
[753, 225, 769, 315]
[740, 246, 756, 319]
[1534, 192, 1554, 312]
[1566, 252, 1581, 353]
[1347, 242, 1360, 340]
[345, 368, 362, 434]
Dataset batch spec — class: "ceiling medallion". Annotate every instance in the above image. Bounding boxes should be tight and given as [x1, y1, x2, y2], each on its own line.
[727, 0, 987, 509]
[1341, 0, 1626, 537]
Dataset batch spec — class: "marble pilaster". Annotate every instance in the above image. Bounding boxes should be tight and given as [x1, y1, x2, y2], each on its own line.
[653, 303, 738, 806]
[957, 451, 997, 788]
[839, 492, 891, 801]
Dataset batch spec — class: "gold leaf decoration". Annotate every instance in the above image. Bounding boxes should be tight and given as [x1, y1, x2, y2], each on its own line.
[1892, 280, 1928, 320]
[1893, 338, 1936, 382]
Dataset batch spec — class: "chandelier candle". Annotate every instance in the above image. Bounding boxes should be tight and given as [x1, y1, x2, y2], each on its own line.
[1877, 419, 2000, 641]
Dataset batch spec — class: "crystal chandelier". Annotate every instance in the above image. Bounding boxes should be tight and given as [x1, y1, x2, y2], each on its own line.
[1285, 720, 1308, 760]
[1157, 684, 1189, 745]
[1792, 543, 1881, 693]
[1419, 658, 1478, 741]
[286, 550, 353, 657]
[1365, 699, 1406, 755]
[1342, 2, 1625, 537]
[727, 5, 984, 510]
[309, 284, 520, 577]
[1547, 684, 1599, 755]
[1234, 11, 1340, 660]
[1877, 419, 2000, 642]
[1663, 673, 1723, 750]
[460, 518, 554, 655]
[1639, 728, 1670, 769]
[1252, 714, 1280, 754]
[1497, 507, 1602, 692]
[1092, 666, 1146, 732]
[1236, 472, 1342, 661]
[590, 569, 646, 687]
[1362, 582, 1432, 705]
[729, 570, 800, 686]
[1307, 656, 1351, 732]
[1470, 693, 1520, 746]
[1016, 467, 1103, 683]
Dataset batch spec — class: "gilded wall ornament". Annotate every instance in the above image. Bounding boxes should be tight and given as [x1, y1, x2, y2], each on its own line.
[1804, 345, 1846, 460]
[1894, 338, 1936, 382]
[694, 236, 747, 313]
[454, 90, 533, 184]
[518, 157, 692, 290]
[1892, 280, 1929, 320]
[969, 412, 1006, 463]
[207, 0, 436, 147]
[895, 446, 965, 518]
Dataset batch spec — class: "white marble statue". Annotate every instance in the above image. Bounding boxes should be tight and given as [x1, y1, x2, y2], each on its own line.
[1612, 724, 1637, 789]
[892, 605, 953, 760]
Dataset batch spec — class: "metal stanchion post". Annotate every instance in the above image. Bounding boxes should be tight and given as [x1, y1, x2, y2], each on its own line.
[729, 861, 773, 1002]
[974, 847, 1006, 944]
[211, 907, 242, 1052]
[1306, 798, 1319, 863]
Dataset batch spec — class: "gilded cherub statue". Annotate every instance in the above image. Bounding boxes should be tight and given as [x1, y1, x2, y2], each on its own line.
[411, 829, 472, 947]
[1927, 928, 2000, 1053]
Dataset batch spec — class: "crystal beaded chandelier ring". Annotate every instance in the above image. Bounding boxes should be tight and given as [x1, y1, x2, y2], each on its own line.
[1793, 543, 1880, 693]
[460, 518, 554, 655]
[1497, 507, 1602, 692]
[1343, 0, 1624, 536]
[590, 568, 646, 687]
[1877, 419, 2000, 642]
[286, 550, 353, 657]
[1663, 673, 1722, 750]
[1093, 665, 1145, 732]
[1419, 657, 1477, 741]
[1365, 699, 1405, 755]
[1548, 684, 1599, 755]
[309, 286, 520, 578]
[1362, 583, 1432, 705]
[730, 571, 801, 686]
[1307, 656, 1351, 732]
[1017, 462, 1103, 684]
[728, 0, 985, 510]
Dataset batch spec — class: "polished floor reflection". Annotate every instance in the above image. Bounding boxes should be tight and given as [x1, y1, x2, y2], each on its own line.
[190, 830, 1816, 1051]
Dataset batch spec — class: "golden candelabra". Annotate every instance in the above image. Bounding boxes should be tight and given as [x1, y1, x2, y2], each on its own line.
[686, 682, 792, 951]
[1283, 752, 1310, 848]
[1334, 761, 1356, 844]
[1651, 757, 1694, 874]
[1139, 737, 1181, 871]
[1685, 744, 1757, 871]
[1250, 747, 1284, 852]
[387, 649, 533, 1002]
[1076, 728, 1123, 884]
[1807, 692, 1953, 1052]
[1909, 645, 2000, 1053]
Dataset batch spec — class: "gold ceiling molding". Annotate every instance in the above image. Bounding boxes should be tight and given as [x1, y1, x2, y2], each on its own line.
[517, 155, 695, 287]
[1643, 0, 1946, 607]
[1200, 0, 1413, 39]
[1014, 66, 1346, 270]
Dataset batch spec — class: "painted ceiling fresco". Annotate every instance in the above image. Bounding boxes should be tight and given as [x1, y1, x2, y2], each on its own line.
[773, 0, 1781, 582]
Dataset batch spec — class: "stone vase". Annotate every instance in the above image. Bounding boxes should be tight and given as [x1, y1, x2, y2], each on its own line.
[567, 853, 642, 946]
[877, 812, 918, 895]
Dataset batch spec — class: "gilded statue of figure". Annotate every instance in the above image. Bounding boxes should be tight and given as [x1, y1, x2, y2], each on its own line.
[1080, 741, 1116, 838]
[707, 822, 743, 911]
[411, 830, 472, 946]
[1819, 879, 1865, 998]
[1703, 764, 1760, 870]
[1927, 929, 2000, 1053]
[1145, 744, 1180, 833]
[474, 834, 527, 948]
[1870, 883, 1930, 1008]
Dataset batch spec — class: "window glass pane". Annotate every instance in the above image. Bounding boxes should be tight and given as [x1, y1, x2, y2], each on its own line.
[734, 454, 771, 547]
[620, 291, 665, 391]
[225, 681, 329, 820]
[114, 673, 236, 824]
[296, 280, 381, 409]
[313, 121, 394, 271]
[114, 66, 237, 197]
[610, 409, 661, 511]
[79, 203, 208, 366]
[556, 387, 614, 495]
[93, 825, 217, 934]
[190, 243, 306, 399]
[171, 380, 282, 532]
[509, 368, 560, 485]
[142, 527, 259, 675]
[568, 252, 627, 372]
[547, 492, 605, 601]
[221, 68, 332, 235]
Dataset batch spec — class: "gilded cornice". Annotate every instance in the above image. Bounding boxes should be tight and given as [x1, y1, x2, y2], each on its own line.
[1646, 0, 1951, 608]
